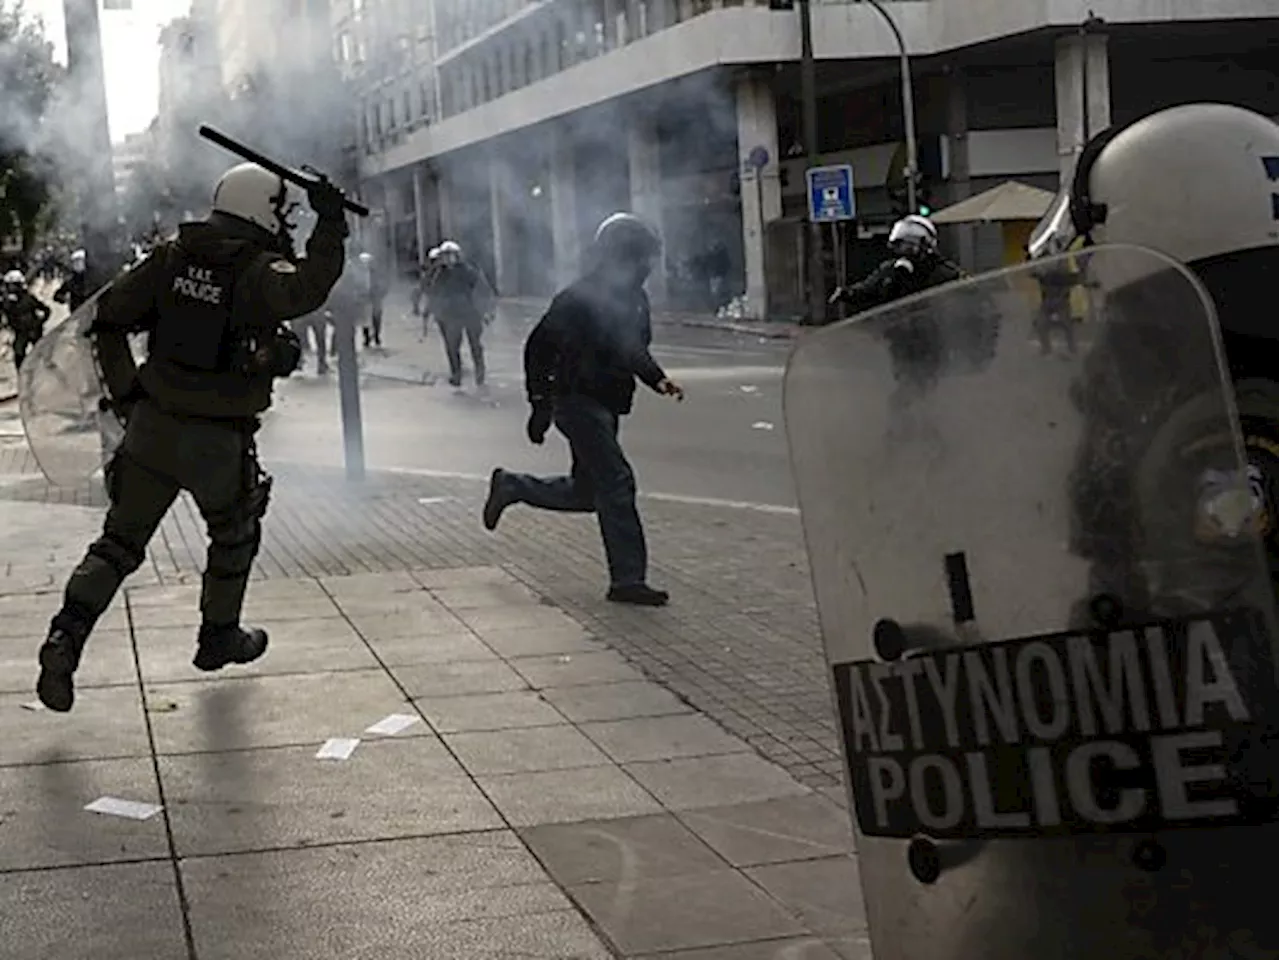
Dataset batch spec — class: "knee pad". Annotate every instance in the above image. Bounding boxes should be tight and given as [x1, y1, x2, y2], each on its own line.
[87, 535, 145, 579]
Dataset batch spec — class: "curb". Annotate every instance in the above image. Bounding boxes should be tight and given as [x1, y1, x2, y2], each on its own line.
[496, 297, 798, 341]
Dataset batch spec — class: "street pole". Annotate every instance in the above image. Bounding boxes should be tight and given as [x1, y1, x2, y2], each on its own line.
[333, 313, 366, 482]
[861, 0, 917, 212]
[63, 0, 121, 295]
[798, 0, 825, 324]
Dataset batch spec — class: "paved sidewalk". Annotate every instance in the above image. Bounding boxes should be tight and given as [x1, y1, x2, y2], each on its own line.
[0, 566, 867, 960]
[0, 460, 845, 794]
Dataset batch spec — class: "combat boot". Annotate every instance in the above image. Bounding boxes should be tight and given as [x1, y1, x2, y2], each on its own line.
[193, 624, 269, 672]
[36, 627, 87, 713]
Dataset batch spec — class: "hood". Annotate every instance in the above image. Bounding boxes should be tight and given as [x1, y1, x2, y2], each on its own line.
[175, 214, 274, 265]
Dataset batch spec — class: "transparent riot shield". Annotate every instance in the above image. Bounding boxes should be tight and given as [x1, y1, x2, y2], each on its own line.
[18, 289, 126, 487]
[784, 245, 1276, 960]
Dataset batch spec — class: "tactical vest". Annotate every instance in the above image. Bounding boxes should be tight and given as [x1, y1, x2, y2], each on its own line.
[150, 244, 262, 373]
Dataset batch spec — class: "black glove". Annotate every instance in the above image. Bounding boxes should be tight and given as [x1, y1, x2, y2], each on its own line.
[307, 178, 347, 225]
[526, 403, 553, 445]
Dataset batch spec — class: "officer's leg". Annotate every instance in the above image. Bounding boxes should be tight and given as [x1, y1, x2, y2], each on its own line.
[13, 333, 30, 369]
[38, 446, 180, 711]
[372, 302, 384, 345]
[440, 319, 464, 385]
[464, 315, 485, 385]
[183, 423, 270, 671]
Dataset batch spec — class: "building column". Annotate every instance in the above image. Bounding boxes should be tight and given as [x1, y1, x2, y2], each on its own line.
[437, 165, 457, 241]
[1054, 31, 1111, 185]
[627, 111, 668, 306]
[550, 130, 579, 288]
[735, 74, 781, 320]
[412, 164, 429, 267]
[489, 153, 510, 294]
[943, 67, 975, 272]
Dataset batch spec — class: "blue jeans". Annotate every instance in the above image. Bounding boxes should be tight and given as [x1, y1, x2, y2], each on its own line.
[503, 395, 647, 587]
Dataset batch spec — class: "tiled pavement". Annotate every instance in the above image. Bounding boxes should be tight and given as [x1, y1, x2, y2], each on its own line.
[0, 568, 868, 959]
[0, 461, 846, 796]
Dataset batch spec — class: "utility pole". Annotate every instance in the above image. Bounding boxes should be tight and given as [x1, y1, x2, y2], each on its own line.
[63, 0, 121, 295]
[798, 0, 825, 325]
[860, 0, 918, 212]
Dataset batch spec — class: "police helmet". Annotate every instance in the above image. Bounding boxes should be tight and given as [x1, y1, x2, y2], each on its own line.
[887, 214, 938, 256]
[358, 252, 373, 264]
[1029, 103, 1277, 341]
[592, 213, 661, 264]
[3, 269, 25, 286]
[69, 249, 86, 267]
[427, 246, 441, 261]
[211, 162, 301, 237]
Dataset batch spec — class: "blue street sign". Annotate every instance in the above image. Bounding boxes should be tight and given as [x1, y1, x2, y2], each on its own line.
[806, 164, 856, 223]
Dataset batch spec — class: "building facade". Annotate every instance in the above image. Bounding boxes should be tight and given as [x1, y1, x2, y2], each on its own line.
[346, 0, 1276, 312]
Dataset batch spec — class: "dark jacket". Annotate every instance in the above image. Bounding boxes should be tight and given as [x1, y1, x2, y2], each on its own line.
[53, 272, 89, 312]
[837, 255, 964, 315]
[524, 275, 667, 416]
[430, 261, 485, 320]
[93, 212, 345, 420]
[1, 288, 51, 336]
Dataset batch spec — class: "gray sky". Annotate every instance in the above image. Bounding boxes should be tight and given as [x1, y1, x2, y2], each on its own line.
[27, 0, 193, 143]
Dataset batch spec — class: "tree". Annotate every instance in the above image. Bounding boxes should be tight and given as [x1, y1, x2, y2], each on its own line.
[0, 1, 62, 254]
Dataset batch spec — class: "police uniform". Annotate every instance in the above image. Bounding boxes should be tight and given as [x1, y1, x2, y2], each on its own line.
[37, 195, 346, 713]
[53, 271, 88, 312]
[0, 281, 51, 371]
[430, 258, 489, 387]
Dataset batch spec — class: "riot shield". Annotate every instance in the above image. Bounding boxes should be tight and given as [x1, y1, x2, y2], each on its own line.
[784, 245, 1276, 960]
[17, 290, 126, 487]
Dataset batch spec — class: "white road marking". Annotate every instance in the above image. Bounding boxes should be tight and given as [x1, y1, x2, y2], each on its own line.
[370, 465, 801, 516]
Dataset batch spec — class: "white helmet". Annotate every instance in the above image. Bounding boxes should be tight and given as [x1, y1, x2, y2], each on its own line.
[887, 214, 938, 255]
[211, 162, 300, 236]
[1029, 103, 1278, 264]
[69, 249, 86, 267]
[438, 240, 462, 257]
[427, 246, 441, 260]
[358, 252, 373, 264]
[3, 269, 25, 285]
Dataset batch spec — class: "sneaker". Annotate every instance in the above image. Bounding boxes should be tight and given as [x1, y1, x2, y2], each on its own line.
[606, 584, 670, 606]
[482, 468, 512, 531]
[193, 624, 269, 672]
[36, 628, 84, 713]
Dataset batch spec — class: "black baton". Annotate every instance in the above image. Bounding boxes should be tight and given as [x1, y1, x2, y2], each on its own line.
[198, 125, 370, 217]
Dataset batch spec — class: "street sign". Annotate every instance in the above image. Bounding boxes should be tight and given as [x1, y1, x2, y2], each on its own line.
[806, 164, 855, 223]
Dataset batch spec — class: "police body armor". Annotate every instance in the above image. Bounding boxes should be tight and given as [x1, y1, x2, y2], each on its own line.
[150, 245, 298, 380]
[784, 246, 1276, 960]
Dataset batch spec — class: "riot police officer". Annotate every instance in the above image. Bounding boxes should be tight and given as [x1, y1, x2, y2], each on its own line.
[35, 162, 349, 713]
[428, 240, 492, 387]
[53, 249, 89, 312]
[1, 269, 51, 371]
[1030, 102, 1278, 607]
[830, 214, 963, 314]
[481, 213, 684, 606]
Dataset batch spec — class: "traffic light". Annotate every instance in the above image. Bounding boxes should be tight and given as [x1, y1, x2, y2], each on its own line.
[915, 173, 935, 218]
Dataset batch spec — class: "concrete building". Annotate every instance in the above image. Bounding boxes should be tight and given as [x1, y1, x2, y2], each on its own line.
[156, 8, 226, 192]
[347, 0, 1276, 314]
[208, 0, 356, 198]
[111, 130, 153, 198]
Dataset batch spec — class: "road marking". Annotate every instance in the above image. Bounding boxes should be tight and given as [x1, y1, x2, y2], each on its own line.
[369, 465, 801, 516]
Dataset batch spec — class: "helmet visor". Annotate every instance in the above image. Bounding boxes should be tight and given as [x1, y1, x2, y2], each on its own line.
[1027, 189, 1077, 260]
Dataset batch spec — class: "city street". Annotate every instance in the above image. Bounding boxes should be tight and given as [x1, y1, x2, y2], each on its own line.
[263, 298, 799, 511]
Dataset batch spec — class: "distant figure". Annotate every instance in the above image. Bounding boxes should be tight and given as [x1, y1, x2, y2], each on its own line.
[1, 269, 51, 371]
[358, 250, 389, 348]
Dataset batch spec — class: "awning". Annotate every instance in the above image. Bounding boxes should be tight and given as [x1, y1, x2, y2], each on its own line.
[929, 180, 1058, 225]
